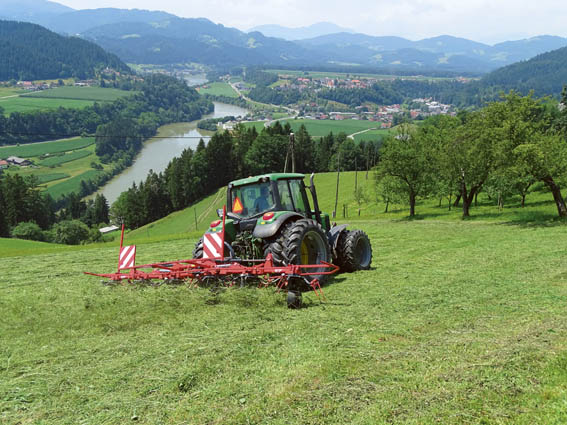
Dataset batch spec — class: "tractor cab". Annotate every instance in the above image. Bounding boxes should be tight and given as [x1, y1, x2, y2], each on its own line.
[225, 173, 330, 234]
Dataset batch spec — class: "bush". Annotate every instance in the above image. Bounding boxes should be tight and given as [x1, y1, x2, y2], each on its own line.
[11, 221, 45, 241]
[51, 220, 90, 245]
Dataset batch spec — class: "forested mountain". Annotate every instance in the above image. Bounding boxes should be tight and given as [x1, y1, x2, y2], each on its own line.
[0, 20, 131, 81]
[479, 45, 567, 98]
[0, 0, 72, 24]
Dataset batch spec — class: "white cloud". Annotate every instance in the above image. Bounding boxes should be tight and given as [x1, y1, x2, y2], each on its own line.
[54, 0, 567, 44]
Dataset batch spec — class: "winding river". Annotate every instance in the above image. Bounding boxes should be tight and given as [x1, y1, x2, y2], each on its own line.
[96, 102, 249, 204]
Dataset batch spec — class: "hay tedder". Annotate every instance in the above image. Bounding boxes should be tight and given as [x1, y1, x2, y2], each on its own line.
[86, 173, 372, 308]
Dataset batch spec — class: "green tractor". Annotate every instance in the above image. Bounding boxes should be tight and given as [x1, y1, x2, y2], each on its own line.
[193, 173, 372, 307]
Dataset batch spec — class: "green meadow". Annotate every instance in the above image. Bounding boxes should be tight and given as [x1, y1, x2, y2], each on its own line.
[0, 137, 95, 158]
[1, 213, 567, 423]
[22, 86, 134, 102]
[197, 82, 239, 98]
[243, 119, 384, 138]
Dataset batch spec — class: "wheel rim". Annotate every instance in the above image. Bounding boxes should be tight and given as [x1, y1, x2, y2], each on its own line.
[301, 230, 328, 265]
[354, 237, 371, 268]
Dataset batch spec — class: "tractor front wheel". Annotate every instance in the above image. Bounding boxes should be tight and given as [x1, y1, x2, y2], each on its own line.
[282, 219, 331, 284]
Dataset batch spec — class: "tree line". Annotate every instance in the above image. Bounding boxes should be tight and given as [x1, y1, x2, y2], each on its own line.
[375, 92, 567, 218]
[111, 122, 381, 229]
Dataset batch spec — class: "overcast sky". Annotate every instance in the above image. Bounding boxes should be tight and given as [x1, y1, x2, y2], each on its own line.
[54, 0, 567, 44]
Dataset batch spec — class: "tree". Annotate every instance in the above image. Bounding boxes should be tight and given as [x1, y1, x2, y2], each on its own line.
[11, 221, 45, 241]
[51, 220, 90, 245]
[375, 124, 436, 217]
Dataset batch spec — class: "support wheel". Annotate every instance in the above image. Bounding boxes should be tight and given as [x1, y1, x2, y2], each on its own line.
[192, 238, 203, 259]
[336, 230, 372, 272]
[287, 291, 302, 309]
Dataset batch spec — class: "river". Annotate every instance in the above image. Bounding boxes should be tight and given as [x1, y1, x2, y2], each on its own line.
[96, 102, 249, 204]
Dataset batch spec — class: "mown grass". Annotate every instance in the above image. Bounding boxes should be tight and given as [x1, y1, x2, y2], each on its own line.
[1, 220, 567, 424]
[197, 82, 239, 98]
[38, 149, 92, 167]
[22, 86, 133, 102]
[35, 173, 69, 184]
[0, 137, 94, 158]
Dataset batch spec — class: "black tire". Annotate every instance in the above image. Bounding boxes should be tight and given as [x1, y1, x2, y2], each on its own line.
[286, 290, 302, 309]
[262, 222, 291, 265]
[193, 237, 203, 259]
[335, 229, 372, 272]
[282, 219, 331, 284]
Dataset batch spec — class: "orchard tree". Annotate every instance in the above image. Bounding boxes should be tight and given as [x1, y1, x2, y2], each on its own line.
[375, 124, 436, 217]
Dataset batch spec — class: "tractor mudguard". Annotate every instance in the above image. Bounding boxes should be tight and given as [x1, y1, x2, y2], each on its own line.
[253, 212, 303, 239]
[328, 224, 348, 250]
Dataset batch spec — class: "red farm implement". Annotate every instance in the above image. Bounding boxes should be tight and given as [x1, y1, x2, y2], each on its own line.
[85, 217, 339, 308]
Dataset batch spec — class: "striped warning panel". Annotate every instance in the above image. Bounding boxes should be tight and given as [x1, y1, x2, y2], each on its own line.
[119, 245, 136, 270]
[203, 233, 223, 259]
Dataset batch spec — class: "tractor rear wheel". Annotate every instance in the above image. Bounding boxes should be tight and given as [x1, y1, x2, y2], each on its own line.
[282, 219, 331, 284]
[336, 230, 372, 272]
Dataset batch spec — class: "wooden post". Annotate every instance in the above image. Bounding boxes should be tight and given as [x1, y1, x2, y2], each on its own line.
[194, 208, 197, 231]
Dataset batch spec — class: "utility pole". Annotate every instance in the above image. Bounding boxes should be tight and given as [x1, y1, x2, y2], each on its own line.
[333, 150, 340, 218]
[290, 132, 295, 173]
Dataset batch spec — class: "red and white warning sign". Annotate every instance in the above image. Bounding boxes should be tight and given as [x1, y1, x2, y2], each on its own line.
[119, 245, 136, 270]
[203, 233, 223, 259]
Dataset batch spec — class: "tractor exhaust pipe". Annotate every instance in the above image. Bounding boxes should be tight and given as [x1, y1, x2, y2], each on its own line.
[309, 173, 322, 225]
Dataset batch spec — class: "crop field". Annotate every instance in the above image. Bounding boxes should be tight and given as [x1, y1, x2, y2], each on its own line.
[0, 137, 95, 158]
[0, 96, 94, 115]
[45, 169, 105, 200]
[38, 149, 92, 167]
[35, 173, 70, 184]
[22, 86, 134, 102]
[2, 214, 567, 423]
[197, 82, 239, 98]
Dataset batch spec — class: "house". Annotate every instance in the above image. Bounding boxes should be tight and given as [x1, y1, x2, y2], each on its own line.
[99, 225, 120, 234]
[0, 160, 8, 169]
[7, 156, 31, 166]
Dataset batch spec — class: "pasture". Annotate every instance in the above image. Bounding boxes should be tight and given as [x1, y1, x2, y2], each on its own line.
[243, 119, 384, 138]
[0, 137, 94, 158]
[197, 82, 239, 98]
[22, 86, 134, 102]
[0, 96, 94, 115]
[45, 169, 105, 200]
[1, 217, 567, 424]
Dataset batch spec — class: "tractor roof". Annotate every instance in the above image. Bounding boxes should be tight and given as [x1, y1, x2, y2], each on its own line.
[229, 173, 305, 187]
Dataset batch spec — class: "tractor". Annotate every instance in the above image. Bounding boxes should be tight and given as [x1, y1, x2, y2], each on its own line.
[193, 173, 372, 307]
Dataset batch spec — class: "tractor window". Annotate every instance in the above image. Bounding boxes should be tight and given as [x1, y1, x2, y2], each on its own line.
[289, 180, 307, 213]
[278, 181, 294, 211]
[230, 182, 275, 217]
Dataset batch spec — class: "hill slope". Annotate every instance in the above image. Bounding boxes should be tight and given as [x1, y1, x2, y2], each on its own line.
[0, 20, 131, 81]
[480, 44, 567, 97]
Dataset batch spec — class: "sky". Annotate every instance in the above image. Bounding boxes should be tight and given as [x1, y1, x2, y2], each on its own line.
[53, 0, 567, 44]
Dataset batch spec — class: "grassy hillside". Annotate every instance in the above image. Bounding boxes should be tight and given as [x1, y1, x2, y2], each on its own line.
[2, 219, 567, 423]
[243, 119, 384, 138]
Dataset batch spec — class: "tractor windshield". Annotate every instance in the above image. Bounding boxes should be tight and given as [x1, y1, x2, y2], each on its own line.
[230, 182, 275, 217]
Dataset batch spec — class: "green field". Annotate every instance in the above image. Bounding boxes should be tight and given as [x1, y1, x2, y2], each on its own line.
[352, 128, 390, 143]
[38, 149, 92, 167]
[0, 96, 94, 115]
[45, 169, 105, 199]
[0, 137, 95, 158]
[2, 215, 567, 423]
[243, 119, 383, 138]
[35, 172, 70, 184]
[0, 87, 24, 98]
[23, 86, 134, 102]
[266, 69, 457, 82]
[197, 82, 239, 98]
[0, 86, 133, 115]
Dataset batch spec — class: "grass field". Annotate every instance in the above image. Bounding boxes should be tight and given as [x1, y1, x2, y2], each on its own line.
[0, 87, 24, 98]
[35, 173, 70, 184]
[2, 217, 567, 423]
[353, 128, 389, 143]
[38, 149, 92, 167]
[0, 137, 95, 158]
[197, 82, 239, 98]
[0, 86, 132, 115]
[45, 169, 105, 199]
[0, 97, 94, 115]
[243, 119, 383, 138]
[22, 86, 134, 102]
